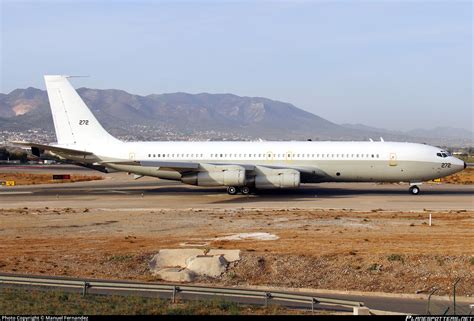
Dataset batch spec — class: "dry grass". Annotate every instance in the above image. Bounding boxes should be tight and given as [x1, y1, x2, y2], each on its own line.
[0, 172, 103, 185]
[0, 207, 472, 296]
[0, 287, 303, 315]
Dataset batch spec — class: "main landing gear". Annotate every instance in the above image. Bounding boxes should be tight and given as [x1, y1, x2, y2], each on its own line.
[409, 185, 420, 195]
[227, 186, 252, 195]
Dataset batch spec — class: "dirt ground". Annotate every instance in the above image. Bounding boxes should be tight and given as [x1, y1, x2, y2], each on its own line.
[440, 167, 474, 184]
[0, 172, 103, 185]
[0, 207, 472, 296]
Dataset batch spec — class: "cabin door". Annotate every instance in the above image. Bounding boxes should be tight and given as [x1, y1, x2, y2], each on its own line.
[389, 153, 397, 166]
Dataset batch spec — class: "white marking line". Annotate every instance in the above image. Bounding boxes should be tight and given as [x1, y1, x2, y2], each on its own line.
[89, 190, 131, 194]
[0, 191, 33, 195]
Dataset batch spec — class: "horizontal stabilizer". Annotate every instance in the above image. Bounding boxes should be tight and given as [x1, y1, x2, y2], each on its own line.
[11, 141, 92, 156]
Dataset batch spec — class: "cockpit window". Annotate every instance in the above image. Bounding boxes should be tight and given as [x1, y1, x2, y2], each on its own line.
[436, 153, 442, 157]
[437, 152, 449, 158]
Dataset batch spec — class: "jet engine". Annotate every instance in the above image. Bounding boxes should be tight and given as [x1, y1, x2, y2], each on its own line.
[181, 166, 246, 186]
[254, 169, 300, 189]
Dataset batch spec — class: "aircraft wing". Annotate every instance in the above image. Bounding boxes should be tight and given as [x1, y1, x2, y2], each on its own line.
[11, 141, 93, 156]
[103, 160, 321, 177]
[103, 160, 200, 171]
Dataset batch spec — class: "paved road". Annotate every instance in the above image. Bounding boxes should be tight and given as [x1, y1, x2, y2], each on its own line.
[0, 168, 472, 211]
[1, 273, 471, 314]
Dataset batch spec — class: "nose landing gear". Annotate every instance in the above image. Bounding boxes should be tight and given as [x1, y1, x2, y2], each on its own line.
[409, 185, 420, 195]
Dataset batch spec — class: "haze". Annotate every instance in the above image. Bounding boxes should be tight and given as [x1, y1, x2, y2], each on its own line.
[1, 0, 472, 131]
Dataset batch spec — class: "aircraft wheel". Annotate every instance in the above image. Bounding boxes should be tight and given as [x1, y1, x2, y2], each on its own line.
[240, 186, 250, 195]
[409, 185, 420, 195]
[227, 186, 238, 195]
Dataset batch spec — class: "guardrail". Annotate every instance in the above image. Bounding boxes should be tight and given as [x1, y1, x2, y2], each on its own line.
[0, 273, 364, 313]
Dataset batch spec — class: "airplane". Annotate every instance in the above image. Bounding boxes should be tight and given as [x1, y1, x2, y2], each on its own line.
[13, 75, 466, 195]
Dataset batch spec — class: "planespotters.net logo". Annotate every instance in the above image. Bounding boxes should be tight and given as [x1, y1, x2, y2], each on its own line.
[406, 317, 474, 321]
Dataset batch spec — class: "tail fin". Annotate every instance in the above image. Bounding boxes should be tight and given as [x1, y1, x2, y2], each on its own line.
[44, 75, 120, 147]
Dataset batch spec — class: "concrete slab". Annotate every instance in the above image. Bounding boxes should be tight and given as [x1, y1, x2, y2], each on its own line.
[153, 267, 195, 282]
[149, 249, 203, 270]
[186, 255, 228, 277]
[214, 232, 279, 241]
[207, 249, 241, 262]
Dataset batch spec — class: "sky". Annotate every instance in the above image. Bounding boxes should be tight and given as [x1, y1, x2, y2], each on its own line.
[1, 0, 472, 131]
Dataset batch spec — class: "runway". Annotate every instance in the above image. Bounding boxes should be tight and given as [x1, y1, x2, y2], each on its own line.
[0, 169, 472, 211]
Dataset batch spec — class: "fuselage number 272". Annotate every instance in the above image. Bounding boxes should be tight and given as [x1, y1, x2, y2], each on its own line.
[79, 120, 89, 125]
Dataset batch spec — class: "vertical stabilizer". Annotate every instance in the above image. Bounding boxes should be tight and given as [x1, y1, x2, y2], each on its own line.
[44, 75, 120, 147]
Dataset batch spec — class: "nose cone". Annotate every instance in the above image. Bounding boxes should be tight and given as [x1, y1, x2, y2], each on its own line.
[452, 157, 466, 173]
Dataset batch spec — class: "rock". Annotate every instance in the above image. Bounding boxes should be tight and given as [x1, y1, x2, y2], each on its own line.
[153, 267, 196, 282]
[186, 255, 228, 277]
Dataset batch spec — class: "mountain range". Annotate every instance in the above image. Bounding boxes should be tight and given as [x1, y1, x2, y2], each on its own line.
[0, 87, 472, 146]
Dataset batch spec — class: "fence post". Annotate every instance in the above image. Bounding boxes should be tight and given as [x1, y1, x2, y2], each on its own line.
[453, 278, 460, 315]
[82, 282, 90, 296]
[312, 298, 318, 314]
[172, 286, 179, 304]
[426, 288, 438, 315]
[265, 292, 272, 307]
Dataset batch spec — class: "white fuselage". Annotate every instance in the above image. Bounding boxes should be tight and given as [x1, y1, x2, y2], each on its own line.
[72, 140, 465, 184]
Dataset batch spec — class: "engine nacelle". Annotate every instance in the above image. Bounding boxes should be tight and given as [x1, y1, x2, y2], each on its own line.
[181, 166, 246, 186]
[254, 169, 300, 189]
